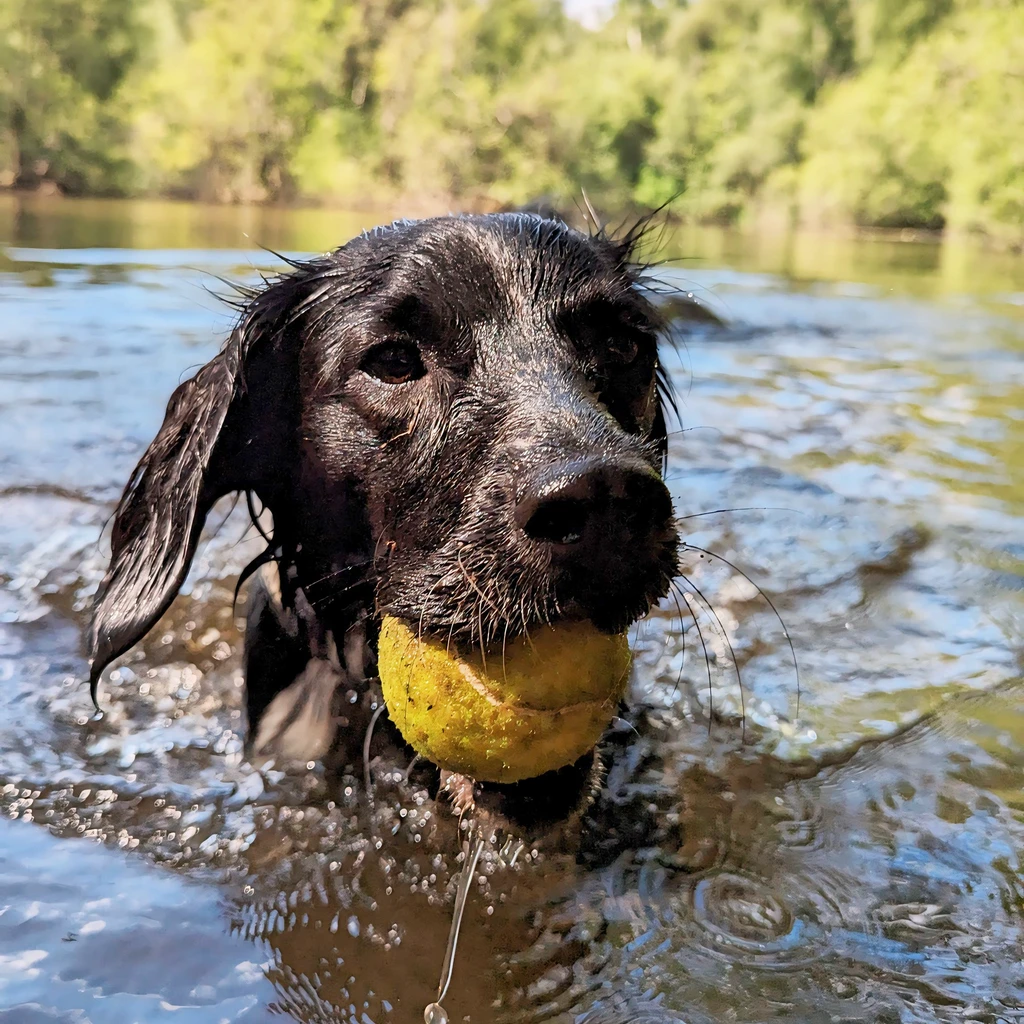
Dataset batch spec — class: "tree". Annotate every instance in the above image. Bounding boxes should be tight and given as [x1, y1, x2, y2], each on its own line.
[0, 0, 141, 192]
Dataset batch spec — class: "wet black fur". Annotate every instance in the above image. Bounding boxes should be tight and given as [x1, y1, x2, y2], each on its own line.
[88, 213, 680, 778]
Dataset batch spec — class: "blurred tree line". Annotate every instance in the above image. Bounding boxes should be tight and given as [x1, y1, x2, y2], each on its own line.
[1, 0, 1021, 243]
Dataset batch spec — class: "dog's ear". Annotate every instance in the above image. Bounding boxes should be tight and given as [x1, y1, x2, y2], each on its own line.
[88, 270, 308, 695]
[88, 336, 247, 693]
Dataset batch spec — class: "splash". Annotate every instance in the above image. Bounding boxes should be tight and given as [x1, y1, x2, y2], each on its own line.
[425, 833, 485, 1022]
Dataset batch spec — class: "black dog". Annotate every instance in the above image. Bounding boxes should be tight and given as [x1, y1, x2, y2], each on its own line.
[88, 213, 679, 826]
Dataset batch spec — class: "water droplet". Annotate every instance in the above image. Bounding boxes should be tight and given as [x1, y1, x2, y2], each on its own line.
[424, 1002, 448, 1023]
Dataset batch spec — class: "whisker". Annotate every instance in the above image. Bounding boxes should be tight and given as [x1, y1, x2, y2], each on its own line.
[661, 426, 723, 439]
[308, 572, 366, 598]
[378, 425, 413, 449]
[501, 621, 510, 685]
[363, 702, 387, 810]
[476, 599, 488, 673]
[444, 606, 461, 657]
[665, 581, 693, 702]
[674, 505, 802, 522]
[417, 575, 446, 646]
[676, 573, 747, 741]
[455, 547, 501, 614]
[312, 576, 372, 607]
[579, 188, 603, 234]
[681, 543, 801, 717]
[671, 579, 714, 730]
[611, 715, 640, 740]
[209, 492, 241, 537]
[371, 525, 392, 575]
[455, 546, 504, 662]
[302, 564, 373, 610]
[302, 560, 370, 593]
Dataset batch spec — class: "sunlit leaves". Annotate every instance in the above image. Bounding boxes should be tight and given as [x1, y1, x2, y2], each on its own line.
[2, 0, 1021, 242]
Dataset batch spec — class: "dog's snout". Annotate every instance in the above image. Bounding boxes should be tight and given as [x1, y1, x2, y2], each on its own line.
[515, 458, 672, 552]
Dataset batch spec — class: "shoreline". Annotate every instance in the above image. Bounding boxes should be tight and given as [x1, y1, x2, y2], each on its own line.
[3, 187, 1019, 254]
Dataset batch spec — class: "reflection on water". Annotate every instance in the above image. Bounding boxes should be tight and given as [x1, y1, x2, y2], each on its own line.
[0, 197, 1022, 1023]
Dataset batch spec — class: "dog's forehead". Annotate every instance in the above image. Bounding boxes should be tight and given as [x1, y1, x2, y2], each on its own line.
[367, 214, 636, 317]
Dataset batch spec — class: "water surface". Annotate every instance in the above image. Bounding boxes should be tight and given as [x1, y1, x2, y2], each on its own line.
[1, 195, 1022, 1023]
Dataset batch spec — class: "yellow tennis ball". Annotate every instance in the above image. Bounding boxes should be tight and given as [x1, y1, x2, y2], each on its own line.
[378, 617, 631, 784]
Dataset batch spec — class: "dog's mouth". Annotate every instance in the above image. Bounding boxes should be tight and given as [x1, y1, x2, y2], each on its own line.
[382, 609, 624, 648]
[368, 486, 679, 824]
[361, 524, 680, 839]
[372, 609, 632, 833]
[378, 528, 679, 650]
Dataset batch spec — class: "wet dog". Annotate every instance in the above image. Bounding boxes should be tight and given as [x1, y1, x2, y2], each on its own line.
[88, 213, 679, 832]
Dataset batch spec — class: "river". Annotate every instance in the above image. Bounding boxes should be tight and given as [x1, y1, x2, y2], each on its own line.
[1, 193, 1022, 1023]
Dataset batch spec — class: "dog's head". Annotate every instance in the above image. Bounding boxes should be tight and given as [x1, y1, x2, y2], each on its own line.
[89, 214, 679, 723]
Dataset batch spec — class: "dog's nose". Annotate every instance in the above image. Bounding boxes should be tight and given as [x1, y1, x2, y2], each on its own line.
[514, 458, 672, 551]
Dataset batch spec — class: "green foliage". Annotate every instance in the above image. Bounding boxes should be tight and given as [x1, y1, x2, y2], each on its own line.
[364, 0, 573, 202]
[0, 0, 142, 192]
[798, 4, 1024, 240]
[3, 0, 1022, 242]
[123, 0, 355, 200]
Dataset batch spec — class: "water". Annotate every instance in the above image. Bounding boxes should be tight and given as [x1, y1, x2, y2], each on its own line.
[1, 193, 1022, 1022]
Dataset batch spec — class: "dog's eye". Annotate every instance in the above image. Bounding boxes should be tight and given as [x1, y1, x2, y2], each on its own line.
[606, 335, 640, 366]
[360, 341, 426, 384]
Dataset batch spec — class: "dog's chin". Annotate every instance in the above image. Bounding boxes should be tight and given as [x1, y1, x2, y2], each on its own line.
[436, 751, 603, 843]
